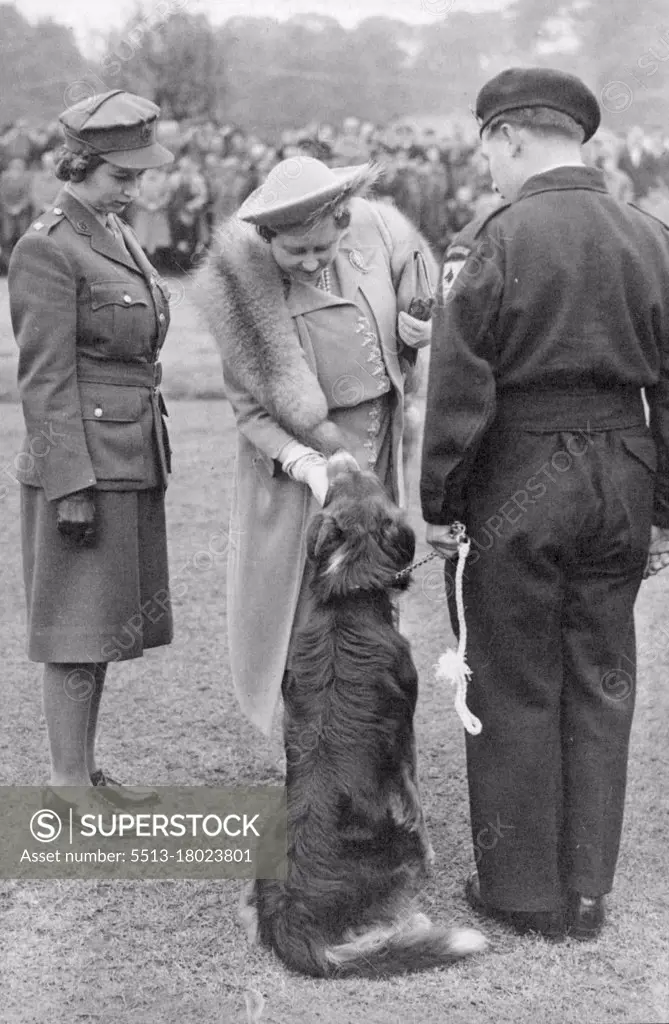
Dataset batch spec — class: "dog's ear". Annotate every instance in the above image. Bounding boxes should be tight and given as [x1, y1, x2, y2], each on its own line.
[306, 512, 342, 562]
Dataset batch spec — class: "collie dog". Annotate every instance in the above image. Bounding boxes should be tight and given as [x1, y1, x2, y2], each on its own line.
[241, 453, 486, 977]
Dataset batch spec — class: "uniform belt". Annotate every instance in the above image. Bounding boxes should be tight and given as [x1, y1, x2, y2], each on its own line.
[495, 387, 646, 431]
[76, 356, 162, 388]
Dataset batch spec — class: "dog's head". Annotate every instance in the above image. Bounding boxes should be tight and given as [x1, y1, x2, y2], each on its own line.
[306, 452, 416, 601]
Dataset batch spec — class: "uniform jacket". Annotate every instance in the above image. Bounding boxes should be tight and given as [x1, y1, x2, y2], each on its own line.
[420, 165, 669, 528]
[9, 188, 171, 502]
[197, 197, 436, 733]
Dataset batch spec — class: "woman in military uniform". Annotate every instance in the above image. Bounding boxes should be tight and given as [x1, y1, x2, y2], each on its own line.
[9, 91, 174, 804]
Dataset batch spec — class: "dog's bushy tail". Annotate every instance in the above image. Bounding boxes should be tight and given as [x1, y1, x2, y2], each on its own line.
[268, 907, 486, 978]
[323, 914, 487, 978]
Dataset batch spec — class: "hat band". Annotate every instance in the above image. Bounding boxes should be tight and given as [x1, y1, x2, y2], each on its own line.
[478, 101, 588, 136]
[62, 121, 157, 155]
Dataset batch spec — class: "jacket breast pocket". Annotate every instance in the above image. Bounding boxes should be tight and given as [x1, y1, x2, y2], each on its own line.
[80, 383, 145, 482]
[89, 281, 151, 343]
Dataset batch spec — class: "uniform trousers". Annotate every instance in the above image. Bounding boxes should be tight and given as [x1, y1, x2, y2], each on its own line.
[449, 390, 655, 912]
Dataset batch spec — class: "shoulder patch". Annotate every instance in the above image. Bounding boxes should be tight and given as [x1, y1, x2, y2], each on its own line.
[441, 256, 468, 297]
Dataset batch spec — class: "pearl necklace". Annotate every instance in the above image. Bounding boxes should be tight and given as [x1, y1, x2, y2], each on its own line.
[319, 267, 332, 293]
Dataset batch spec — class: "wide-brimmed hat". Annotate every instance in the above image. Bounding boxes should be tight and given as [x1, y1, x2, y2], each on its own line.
[238, 156, 379, 230]
[59, 89, 174, 170]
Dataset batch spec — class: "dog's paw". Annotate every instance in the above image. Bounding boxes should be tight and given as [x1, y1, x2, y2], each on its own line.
[447, 926, 488, 957]
[327, 450, 360, 479]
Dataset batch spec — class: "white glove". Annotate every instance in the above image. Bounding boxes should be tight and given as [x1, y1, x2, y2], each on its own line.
[279, 441, 330, 505]
[398, 311, 432, 349]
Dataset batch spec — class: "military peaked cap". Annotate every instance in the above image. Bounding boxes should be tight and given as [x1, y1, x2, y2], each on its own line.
[59, 90, 173, 169]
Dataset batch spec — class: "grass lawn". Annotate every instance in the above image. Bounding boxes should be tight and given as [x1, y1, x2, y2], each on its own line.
[1, 277, 668, 1024]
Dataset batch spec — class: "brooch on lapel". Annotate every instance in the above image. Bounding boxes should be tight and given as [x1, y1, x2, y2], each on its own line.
[348, 249, 370, 274]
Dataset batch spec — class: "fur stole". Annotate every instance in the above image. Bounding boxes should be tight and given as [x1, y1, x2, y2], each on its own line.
[195, 199, 431, 458]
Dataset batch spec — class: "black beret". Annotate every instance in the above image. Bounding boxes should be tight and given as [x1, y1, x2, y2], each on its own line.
[476, 67, 601, 142]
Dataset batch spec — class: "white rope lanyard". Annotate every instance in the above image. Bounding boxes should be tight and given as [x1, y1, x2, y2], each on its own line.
[434, 535, 483, 736]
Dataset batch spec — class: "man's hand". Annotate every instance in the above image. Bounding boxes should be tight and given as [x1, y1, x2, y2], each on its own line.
[398, 311, 432, 349]
[645, 524, 669, 578]
[426, 522, 461, 559]
[56, 489, 96, 546]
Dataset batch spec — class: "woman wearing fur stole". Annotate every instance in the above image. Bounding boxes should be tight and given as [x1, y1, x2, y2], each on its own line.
[197, 156, 436, 734]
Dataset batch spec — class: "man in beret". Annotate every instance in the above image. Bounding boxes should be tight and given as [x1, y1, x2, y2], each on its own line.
[420, 67, 669, 940]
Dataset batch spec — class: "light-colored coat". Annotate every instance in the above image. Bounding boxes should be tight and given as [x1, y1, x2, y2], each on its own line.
[197, 198, 436, 734]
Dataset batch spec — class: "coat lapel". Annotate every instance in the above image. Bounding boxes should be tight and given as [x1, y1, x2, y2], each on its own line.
[116, 217, 158, 284]
[286, 279, 346, 317]
[337, 239, 383, 301]
[57, 190, 141, 275]
[88, 215, 141, 274]
[286, 244, 372, 317]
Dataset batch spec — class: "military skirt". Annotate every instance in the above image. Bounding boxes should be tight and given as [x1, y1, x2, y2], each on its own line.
[20, 485, 172, 663]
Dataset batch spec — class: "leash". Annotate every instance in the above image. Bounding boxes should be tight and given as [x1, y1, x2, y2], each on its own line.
[393, 548, 441, 581]
[395, 523, 482, 735]
[434, 525, 482, 735]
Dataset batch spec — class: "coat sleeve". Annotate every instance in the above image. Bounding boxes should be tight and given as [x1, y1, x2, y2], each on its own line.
[419, 231, 504, 526]
[646, 321, 669, 529]
[221, 358, 298, 477]
[9, 231, 97, 502]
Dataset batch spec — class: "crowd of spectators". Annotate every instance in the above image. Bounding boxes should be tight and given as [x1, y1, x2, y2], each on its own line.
[2, 114, 669, 273]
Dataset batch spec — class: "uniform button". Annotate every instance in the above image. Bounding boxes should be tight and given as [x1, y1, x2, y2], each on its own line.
[159, 313, 165, 323]
[53, 207, 62, 215]
[94, 407, 103, 418]
[123, 294, 132, 303]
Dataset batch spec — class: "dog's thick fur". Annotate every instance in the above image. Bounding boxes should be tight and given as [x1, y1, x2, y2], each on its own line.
[242, 454, 486, 977]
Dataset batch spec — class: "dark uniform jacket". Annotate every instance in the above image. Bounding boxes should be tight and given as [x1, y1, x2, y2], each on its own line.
[420, 165, 669, 528]
[9, 188, 171, 502]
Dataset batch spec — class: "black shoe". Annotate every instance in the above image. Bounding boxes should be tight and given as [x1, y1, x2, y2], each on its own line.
[465, 872, 565, 940]
[90, 769, 159, 808]
[566, 892, 605, 941]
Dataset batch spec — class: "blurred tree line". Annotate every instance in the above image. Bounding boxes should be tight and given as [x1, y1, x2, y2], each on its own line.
[1, 0, 668, 132]
[0, 4, 90, 126]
